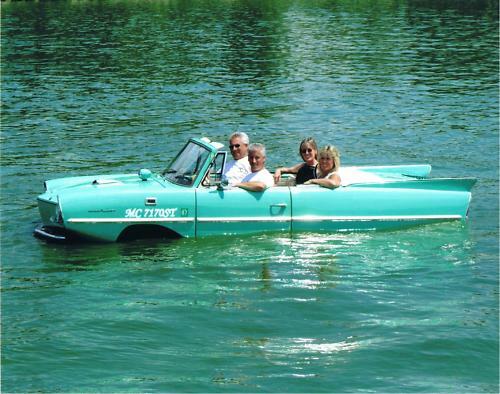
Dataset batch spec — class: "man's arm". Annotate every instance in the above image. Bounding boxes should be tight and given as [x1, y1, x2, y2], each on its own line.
[235, 181, 268, 192]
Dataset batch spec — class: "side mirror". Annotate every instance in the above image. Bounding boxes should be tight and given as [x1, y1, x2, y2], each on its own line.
[216, 179, 229, 191]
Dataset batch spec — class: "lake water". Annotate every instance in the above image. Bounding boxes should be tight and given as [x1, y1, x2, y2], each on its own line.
[1, 0, 498, 392]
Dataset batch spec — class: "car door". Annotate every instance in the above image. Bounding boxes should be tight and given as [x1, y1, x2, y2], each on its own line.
[195, 186, 291, 237]
[290, 184, 346, 232]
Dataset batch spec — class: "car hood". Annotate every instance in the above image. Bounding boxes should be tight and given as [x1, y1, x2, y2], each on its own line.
[41, 172, 182, 199]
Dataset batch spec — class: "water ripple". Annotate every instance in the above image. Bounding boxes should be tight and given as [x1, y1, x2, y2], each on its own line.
[1, 1, 498, 392]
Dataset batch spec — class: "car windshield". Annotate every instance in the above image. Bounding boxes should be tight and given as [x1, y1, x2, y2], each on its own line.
[163, 141, 211, 186]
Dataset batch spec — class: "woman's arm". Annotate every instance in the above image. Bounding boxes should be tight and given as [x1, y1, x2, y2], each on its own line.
[305, 173, 341, 189]
[274, 162, 305, 183]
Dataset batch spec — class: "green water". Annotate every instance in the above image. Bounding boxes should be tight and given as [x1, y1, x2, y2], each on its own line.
[1, 0, 498, 392]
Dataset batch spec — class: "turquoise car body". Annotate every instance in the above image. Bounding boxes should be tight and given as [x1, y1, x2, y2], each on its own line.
[35, 137, 476, 242]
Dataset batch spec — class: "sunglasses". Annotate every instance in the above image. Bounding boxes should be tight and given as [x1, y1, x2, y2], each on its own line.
[301, 148, 313, 154]
[229, 144, 241, 149]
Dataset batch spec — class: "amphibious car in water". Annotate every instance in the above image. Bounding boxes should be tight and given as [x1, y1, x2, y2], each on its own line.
[35, 137, 476, 242]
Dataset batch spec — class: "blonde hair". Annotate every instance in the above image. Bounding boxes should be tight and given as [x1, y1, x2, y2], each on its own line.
[318, 145, 340, 173]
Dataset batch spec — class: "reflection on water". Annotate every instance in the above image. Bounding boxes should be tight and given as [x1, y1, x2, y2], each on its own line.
[26, 222, 474, 287]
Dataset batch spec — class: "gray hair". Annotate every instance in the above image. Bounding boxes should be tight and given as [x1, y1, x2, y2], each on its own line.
[229, 131, 249, 145]
[249, 143, 266, 157]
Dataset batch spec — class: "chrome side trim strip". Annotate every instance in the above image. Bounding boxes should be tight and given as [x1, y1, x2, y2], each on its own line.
[293, 214, 462, 222]
[189, 214, 462, 223]
[68, 217, 194, 224]
[197, 216, 290, 223]
[68, 214, 461, 225]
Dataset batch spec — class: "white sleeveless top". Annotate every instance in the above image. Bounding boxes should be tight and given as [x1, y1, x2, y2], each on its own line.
[325, 168, 385, 186]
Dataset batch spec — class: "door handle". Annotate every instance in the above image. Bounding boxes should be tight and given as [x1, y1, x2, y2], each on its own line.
[270, 203, 287, 208]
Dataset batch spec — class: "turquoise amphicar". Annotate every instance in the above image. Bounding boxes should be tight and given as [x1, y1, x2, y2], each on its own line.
[35, 137, 476, 242]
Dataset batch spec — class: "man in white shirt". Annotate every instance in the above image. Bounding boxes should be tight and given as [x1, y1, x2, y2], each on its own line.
[222, 131, 251, 185]
[235, 143, 275, 192]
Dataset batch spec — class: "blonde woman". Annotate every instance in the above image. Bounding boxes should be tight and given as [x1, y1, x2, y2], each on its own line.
[305, 145, 341, 189]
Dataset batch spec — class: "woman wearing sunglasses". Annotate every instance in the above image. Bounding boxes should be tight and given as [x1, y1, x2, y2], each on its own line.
[274, 137, 318, 184]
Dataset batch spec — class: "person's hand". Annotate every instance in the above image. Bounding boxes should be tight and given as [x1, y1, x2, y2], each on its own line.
[273, 168, 282, 183]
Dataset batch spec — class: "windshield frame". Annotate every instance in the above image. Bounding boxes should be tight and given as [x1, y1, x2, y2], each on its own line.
[162, 140, 213, 187]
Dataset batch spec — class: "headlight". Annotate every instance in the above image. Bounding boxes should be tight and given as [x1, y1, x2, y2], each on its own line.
[50, 203, 64, 224]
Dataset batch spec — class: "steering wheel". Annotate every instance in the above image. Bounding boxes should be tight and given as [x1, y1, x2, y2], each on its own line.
[175, 174, 194, 185]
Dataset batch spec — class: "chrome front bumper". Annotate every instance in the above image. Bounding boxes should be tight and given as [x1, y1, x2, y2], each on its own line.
[33, 225, 68, 242]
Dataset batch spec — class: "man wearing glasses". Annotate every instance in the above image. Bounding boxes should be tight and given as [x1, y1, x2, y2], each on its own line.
[222, 131, 251, 185]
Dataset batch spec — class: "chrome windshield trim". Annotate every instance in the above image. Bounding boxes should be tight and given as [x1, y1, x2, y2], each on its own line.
[68, 217, 194, 224]
[162, 140, 212, 188]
